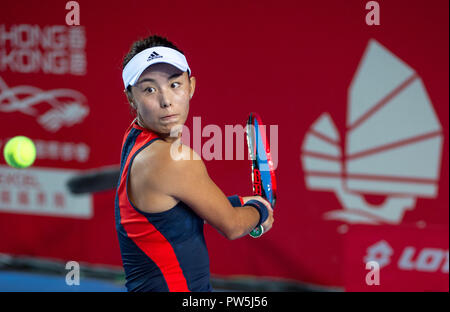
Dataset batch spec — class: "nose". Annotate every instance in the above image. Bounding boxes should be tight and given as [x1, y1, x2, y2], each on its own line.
[159, 89, 171, 108]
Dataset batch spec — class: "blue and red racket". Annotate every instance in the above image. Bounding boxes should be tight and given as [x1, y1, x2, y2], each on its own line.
[246, 113, 277, 238]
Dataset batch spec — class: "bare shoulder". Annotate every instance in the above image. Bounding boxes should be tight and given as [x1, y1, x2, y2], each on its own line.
[132, 139, 207, 193]
[128, 139, 189, 213]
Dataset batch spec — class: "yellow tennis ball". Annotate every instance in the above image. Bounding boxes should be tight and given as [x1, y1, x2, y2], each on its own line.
[3, 136, 36, 169]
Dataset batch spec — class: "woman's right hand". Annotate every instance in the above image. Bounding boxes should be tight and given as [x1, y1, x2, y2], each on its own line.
[242, 196, 274, 235]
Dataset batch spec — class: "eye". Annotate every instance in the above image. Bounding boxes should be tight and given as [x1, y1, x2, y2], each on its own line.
[144, 87, 156, 93]
[171, 82, 181, 88]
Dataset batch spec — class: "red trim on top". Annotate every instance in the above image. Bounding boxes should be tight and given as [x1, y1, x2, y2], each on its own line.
[118, 121, 189, 292]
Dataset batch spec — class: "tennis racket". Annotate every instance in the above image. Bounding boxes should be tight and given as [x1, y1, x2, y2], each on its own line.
[246, 113, 277, 238]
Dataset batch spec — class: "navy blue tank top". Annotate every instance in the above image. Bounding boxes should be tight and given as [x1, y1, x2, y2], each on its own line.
[115, 121, 212, 291]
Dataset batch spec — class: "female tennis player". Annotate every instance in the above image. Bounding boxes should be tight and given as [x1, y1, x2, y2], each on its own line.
[115, 35, 274, 292]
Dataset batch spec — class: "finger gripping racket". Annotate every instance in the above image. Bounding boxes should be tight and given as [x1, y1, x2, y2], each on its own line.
[245, 113, 277, 238]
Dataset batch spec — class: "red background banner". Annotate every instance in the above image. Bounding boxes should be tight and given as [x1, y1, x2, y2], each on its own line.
[0, 0, 448, 290]
[343, 225, 449, 291]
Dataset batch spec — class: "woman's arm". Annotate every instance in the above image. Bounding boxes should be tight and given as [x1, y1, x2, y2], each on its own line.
[149, 142, 274, 240]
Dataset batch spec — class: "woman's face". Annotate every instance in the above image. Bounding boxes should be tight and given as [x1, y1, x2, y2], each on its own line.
[129, 63, 196, 138]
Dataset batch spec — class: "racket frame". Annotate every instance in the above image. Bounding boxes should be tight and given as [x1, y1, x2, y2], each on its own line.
[246, 112, 277, 238]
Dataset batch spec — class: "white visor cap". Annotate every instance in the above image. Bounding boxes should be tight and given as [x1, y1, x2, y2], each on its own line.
[122, 46, 191, 89]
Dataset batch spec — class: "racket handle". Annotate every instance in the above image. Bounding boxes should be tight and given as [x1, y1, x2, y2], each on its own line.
[245, 199, 269, 238]
[249, 225, 264, 238]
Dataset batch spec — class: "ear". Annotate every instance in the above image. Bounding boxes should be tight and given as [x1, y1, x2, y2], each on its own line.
[124, 89, 136, 109]
[189, 76, 196, 99]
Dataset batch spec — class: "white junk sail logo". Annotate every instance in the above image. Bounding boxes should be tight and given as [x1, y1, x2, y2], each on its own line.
[301, 40, 443, 224]
[0, 76, 89, 132]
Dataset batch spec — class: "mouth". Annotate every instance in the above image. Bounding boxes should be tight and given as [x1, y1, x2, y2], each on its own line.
[160, 114, 179, 121]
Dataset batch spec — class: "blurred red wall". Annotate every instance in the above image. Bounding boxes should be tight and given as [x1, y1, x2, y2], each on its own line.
[0, 0, 448, 290]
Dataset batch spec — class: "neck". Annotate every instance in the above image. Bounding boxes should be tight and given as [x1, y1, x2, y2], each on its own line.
[135, 118, 183, 144]
[159, 132, 182, 144]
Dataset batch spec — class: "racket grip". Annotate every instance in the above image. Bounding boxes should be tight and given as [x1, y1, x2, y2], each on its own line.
[228, 196, 264, 237]
[249, 225, 264, 238]
[245, 199, 269, 227]
[245, 199, 269, 238]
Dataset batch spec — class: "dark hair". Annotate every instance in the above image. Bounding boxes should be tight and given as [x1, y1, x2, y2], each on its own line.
[123, 34, 184, 68]
[123, 35, 185, 115]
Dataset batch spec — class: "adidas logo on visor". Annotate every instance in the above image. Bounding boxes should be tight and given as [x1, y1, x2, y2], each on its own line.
[147, 51, 163, 61]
